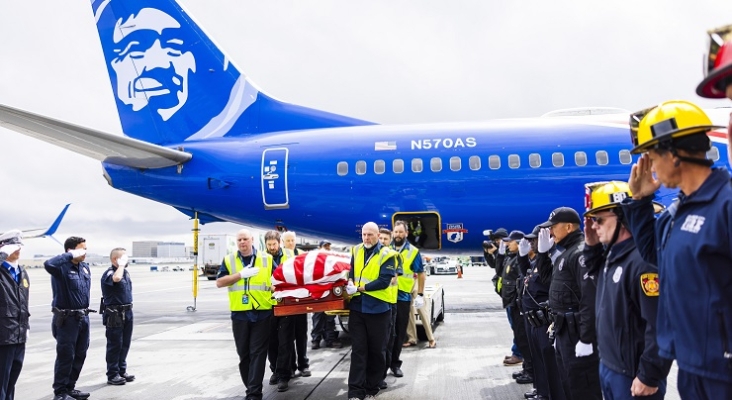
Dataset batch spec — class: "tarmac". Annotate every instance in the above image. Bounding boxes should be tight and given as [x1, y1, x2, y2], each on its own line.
[15, 264, 681, 400]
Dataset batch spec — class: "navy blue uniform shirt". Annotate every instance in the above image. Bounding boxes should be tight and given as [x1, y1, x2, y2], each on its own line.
[349, 243, 397, 314]
[622, 168, 732, 384]
[45, 252, 91, 309]
[217, 248, 272, 322]
[101, 266, 133, 305]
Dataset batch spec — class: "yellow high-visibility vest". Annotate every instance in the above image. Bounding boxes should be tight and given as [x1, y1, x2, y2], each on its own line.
[225, 251, 274, 311]
[351, 244, 397, 304]
[395, 244, 419, 293]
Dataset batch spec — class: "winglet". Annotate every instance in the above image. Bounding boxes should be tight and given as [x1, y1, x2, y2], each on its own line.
[22, 204, 71, 241]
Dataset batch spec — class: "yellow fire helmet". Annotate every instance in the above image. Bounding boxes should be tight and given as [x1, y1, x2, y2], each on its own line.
[629, 100, 723, 154]
[584, 181, 664, 217]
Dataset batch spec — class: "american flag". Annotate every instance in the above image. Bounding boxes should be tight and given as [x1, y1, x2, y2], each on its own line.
[374, 141, 397, 151]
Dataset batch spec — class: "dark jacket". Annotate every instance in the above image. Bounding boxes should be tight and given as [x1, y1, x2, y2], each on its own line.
[588, 239, 672, 387]
[548, 230, 585, 313]
[520, 253, 549, 311]
[44, 253, 92, 310]
[0, 264, 30, 345]
[496, 251, 520, 308]
[621, 168, 732, 383]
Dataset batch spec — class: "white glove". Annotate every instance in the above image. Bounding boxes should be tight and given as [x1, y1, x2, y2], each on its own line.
[518, 239, 531, 257]
[239, 267, 260, 279]
[69, 249, 86, 259]
[498, 241, 506, 255]
[575, 341, 594, 357]
[117, 255, 129, 267]
[537, 228, 553, 253]
[414, 295, 425, 309]
[345, 281, 357, 295]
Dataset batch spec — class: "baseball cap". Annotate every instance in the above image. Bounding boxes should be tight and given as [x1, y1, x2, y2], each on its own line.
[492, 228, 508, 238]
[502, 230, 525, 242]
[538, 207, 581, 228]
[524, 225, 542, 239]
[318, 240, 331, 247]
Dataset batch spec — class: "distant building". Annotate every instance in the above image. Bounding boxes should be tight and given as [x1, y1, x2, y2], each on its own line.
[157, 242, 186, 258]
[132, 241, 158, 258]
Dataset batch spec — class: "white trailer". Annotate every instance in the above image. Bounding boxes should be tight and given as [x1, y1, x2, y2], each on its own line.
[199, 234, 237, 280]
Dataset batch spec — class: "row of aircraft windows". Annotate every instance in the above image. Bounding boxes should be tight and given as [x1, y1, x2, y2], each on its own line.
[336, 147, 721, 176]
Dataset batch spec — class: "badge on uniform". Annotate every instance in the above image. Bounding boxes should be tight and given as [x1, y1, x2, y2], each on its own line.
[22, 278, 29, 288]
[242, 294, 249, 305]
[640, 273, 659, 296]
[84, 267, 90, 275]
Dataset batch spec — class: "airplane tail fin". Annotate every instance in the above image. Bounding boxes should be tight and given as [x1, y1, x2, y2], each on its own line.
[91, 0, 373, 145]
[22, 204, 70, 246]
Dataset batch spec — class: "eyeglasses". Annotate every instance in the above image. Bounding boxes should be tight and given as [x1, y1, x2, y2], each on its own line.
[591, 214, 617, 226]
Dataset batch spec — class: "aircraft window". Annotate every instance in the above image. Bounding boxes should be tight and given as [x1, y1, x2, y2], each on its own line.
[489, 155, 501, 170]
[450, 156, 461, 171]
[356, 160, 367, 175]
[707, 146, 720, 162]
[552, 152, 564, 167]
[508, 154, 520, 169]
[374, 160, 385, 175]
[431, 157, 442, 172]
[619, 150, 632, 165]
[337, 161, 348, 176]
[596, 150, 609, 166]
[469, 156, 481, 171]
[393, 159, 404, 173]
[412, 158, 423, 173]
[574, 151, 587, 166]
[529, 153, 541, 168]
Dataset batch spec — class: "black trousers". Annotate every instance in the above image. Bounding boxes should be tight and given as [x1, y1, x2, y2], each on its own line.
[290, 314, 309, 371]
[311, 312, 338, 343]
[232, 317, 270, 400]
[554, 326, 601, 400]
[0, 343, 25, 400]
[528, 321, 567, 400]
[384, 303, 397, 378]
[267, 316, 294, 381]
[509, 305, 533, 375]
[348, 309, 391, 400]
[105, 310, 133, 378]
[52, 314, 89, 395]
[390, 300, 410, 370]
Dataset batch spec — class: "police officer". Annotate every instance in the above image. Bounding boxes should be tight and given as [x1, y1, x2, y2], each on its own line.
[583, 181, 672, 399]
[264, 231, 295, 392]
[696, 24, 732, 160]
[216, 229, 275, 400]
[541, 208, 602, 400]
[44, 237, 92, 400]
[623, 101, 732, 398]
[101, 247, 135, 386]
[346, 222, 397, 400]
[0, 230, 29, 400]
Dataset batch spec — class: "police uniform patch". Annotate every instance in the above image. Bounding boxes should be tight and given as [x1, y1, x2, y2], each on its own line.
[612, 267, 623, 283]
[22, 278, 29, 288]
[578, 255, 585, 268]
[640, 273, 659, 296]
[558, 259, 565, 271]
[83, 267, 90, 275]
[505, 265, 511, 274]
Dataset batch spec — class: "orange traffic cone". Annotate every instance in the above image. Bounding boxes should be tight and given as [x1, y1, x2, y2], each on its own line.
[457, 266, 463, 279]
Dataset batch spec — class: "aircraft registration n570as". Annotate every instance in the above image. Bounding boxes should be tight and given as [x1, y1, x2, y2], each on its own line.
[0, 0, 729, 253]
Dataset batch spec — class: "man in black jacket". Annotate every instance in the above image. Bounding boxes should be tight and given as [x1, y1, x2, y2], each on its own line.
[542, 207, 601, 400]
[584, 181, 672, 399]
[0, 230, 30, 400]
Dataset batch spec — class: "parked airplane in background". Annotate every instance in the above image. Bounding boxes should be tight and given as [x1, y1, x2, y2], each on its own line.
[0, 0, 729, 253]
[1, 204, 70, 246]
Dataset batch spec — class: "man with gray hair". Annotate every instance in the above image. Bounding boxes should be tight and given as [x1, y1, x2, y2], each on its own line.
[0, 230, 29, 400]
[101, 248, 135, 386]
[280, 231, 310, 378]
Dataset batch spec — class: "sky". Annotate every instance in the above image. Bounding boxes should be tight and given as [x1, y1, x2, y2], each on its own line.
[1, 0, 731, 257]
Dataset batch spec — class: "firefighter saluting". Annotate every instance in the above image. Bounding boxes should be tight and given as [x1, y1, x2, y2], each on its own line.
[583, 181, 671, 399]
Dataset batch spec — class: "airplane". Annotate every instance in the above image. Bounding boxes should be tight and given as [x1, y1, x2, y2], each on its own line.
[2, 204, 71, 246]
[0, 0, 729, 254]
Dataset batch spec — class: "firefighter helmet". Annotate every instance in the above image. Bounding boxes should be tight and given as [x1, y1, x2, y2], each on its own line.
[697, 24, 732, 99]
[584, 181, 664, 217]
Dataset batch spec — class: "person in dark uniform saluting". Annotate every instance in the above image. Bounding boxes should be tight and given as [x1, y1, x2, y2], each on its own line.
[101, 248, 135, 386]
[583, 181, 672, 399]
[44, 236, 92, 400]
[0, 230, 30, 400]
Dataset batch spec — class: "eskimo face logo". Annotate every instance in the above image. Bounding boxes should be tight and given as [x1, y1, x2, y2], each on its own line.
[110, 8, 196, 121]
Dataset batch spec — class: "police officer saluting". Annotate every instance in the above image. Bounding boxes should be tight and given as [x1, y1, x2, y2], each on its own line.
[583, 181, 671, 399]
[101, 248, 135, 386]
[541, 208, 602, 400]
[0, 230, 29, 400]
[623, 101, 732, 398]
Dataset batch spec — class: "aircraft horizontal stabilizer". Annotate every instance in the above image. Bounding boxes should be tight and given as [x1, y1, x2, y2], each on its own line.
[0, 104, 192, 169]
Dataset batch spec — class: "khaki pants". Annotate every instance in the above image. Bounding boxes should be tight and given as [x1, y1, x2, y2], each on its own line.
[405, 296, 434, 343]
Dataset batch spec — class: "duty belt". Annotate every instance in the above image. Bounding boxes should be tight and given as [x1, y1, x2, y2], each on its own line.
[52, 307, 96, 316]
[106, 304, 133, 311]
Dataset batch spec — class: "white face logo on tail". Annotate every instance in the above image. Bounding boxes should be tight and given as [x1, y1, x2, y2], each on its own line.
[111, 8, 196, 121]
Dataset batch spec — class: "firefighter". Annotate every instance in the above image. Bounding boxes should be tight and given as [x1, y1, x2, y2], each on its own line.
[584, 181, 672, 399]
[623, 101, 732, 398]
[696, 24, 732, 161]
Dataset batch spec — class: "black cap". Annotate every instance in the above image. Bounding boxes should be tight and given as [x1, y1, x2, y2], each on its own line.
[524, 225, 542, 239]
[318, 240, 331, 247]
[502, 230, 525, 242]
[492, 228, 508, 238]
[538, 207, 581, 228]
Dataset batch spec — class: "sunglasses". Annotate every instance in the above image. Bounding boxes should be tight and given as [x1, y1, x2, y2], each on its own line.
[590, 214, 617, 226]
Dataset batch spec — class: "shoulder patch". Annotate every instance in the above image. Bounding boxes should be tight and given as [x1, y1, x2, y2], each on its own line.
[640, 273, 659, 297]
[106, 270, 114, 277]
[578, 255, 585, 268]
